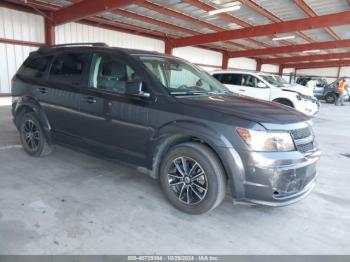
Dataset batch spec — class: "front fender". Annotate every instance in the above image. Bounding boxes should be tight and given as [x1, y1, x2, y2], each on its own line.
[148, 120, 246, 199]
[153, 120, 233, 148]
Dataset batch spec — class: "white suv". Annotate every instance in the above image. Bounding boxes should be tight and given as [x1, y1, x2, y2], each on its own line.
[211, 70, 320, 116]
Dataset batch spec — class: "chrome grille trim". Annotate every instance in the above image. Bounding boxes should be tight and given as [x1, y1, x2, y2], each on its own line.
[290, 126, 315, 153]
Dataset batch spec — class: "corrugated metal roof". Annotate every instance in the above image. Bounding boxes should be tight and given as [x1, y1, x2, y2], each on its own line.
[301, 28, 336, 42]
[201, 0, 272, 26]
[123, 5, 214, 34]
[37, 0, 71, 7]
[304, 0, 349, 15]
[254, 0, 308, 21]
[13, 0, 350, 62]
[100, 12, 188, 37]
[331, 25, 350, 39]
[149, 0, 242, 30]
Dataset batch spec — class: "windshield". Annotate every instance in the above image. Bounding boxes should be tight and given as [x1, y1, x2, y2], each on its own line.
[137, 56, 229, 95]
[259, 75, 281, 86]
[273, 75, 288, 84]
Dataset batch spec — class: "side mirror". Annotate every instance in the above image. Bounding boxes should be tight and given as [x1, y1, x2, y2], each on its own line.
[257, 82, 267, 88]
[125, 80, 150, 98]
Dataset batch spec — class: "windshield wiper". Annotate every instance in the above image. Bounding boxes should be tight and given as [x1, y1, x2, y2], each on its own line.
[170, 91, 207, 96]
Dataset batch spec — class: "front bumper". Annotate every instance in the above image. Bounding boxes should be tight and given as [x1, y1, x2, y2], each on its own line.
[218, 147, 321, 206]
[295, 99, 320, 117]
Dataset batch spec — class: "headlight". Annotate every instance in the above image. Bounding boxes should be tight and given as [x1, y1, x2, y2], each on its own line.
[237, 128, 295, 152]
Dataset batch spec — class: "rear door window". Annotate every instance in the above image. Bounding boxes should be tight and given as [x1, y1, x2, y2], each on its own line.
[221, 74, 242, 85]
[18, 56, 53, 78]
[49, 53, 90, 86]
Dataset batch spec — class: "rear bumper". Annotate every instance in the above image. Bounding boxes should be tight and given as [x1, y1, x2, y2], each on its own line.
[218, 147, 321, 206]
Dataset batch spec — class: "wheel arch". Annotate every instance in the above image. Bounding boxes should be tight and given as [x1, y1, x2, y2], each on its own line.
[14, 98, 52, 144]
[272, 97, 295, 108]
[149, 120, 232, 183]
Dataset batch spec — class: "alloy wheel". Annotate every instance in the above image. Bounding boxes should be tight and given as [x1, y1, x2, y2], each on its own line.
[22, 119, 40, 152]
[167, 157, 208, 205]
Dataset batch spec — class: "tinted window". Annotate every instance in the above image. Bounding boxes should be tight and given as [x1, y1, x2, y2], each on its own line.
[212, 74, 222, 81]
[19, 56, 52, 78]
[49, 53, 90, 85]
[221, 74, 242, 85]
[90, 53, 140, 94]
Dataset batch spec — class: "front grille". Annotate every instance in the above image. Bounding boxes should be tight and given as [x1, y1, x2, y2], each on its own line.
[291, 127, 314, 153]
[296, 142, 314, 153]
[290, 127, 311, 140]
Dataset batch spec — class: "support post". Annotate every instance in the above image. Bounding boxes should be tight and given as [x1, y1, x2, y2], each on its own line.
[165, 40, 173, 55]
[256, 59, 262, 72]
[222, 51, 229, 69]
[278, 65, 284, 76]
[337, 66, 341, 79]
[45, 16, 55, 46]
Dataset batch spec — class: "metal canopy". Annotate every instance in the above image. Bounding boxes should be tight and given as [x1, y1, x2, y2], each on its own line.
[2, 0, 350, 69]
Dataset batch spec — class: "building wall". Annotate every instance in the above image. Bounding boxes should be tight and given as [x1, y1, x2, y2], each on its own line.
[261, 64, 279, 74]
[55, 22, 165, 53]
[296, 67, 340, 84]
[228, 57, 256, 71]
[172, 46, 222, 68]
[340, 66, 350, 78]
[0, 7, 43, 94]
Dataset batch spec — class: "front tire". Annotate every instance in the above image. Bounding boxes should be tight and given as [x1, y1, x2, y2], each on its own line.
[19, 112, 52, 157]
[325, 93, 336, 104]
[159, 142, 226, 214]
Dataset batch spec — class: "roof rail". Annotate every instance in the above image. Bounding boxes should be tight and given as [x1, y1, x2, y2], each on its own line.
[38, 42, 108, 52]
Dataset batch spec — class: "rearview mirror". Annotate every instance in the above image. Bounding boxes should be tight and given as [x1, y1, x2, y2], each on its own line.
[125, 80, 150, 98]
[257, 82, 267, 88]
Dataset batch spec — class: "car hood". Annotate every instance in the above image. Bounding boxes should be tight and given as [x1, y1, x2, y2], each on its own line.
[282, 84, 313, 96]
[177, 95, 309, 125]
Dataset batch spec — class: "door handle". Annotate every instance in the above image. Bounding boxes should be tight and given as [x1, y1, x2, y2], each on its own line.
[37, 87, 47, 94]
[239, 89, 246, 92]
[83, 96, 97, 104]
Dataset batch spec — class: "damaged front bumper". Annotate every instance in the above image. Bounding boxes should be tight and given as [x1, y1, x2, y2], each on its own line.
[219, 147, 321, 206]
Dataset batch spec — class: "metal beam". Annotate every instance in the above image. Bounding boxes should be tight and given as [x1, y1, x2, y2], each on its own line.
[283, 60, 350, 69]
[228, 39, 350, 57]
[0, 37, 43, 47]
[170, 11, 350, 47]
[261, 52, 350, 64]
[293, 0, 341, 40]
[52, 0, 140, 25]
[240, 0, 313, 44]
[182, 0, 273, 49]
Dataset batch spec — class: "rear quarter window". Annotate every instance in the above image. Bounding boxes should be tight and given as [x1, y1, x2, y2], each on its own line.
[18, 55, 53, 78]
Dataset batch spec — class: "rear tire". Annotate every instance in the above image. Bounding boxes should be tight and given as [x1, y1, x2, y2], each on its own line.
[159, 142, 226, 214]
[325, 93, 336, 104]
[19, 112, 52, 157]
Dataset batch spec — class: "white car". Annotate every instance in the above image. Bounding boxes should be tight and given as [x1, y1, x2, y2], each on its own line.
[211, 70, 320, 116]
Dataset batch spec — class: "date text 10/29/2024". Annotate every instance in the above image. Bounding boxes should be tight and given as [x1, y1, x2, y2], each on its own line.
[128, 256, 220, 261]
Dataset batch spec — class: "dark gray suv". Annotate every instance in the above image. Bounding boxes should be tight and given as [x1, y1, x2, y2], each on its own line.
[11, 43, 321, 214]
